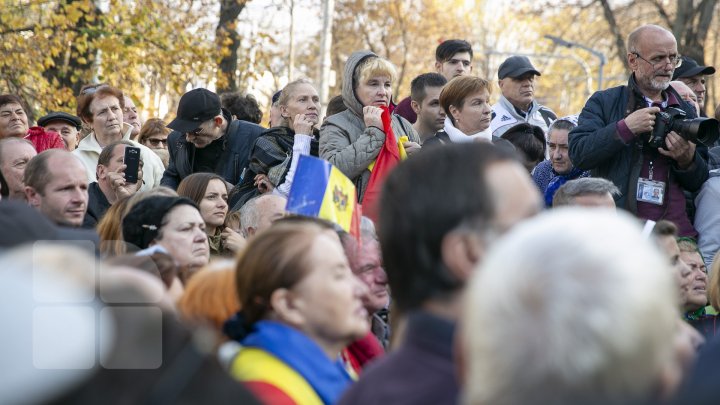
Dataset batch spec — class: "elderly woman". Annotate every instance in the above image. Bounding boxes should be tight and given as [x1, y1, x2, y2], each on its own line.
[226, 217, 369, 404]
[424, 76, 513, 150]
[230, 79, 322, 209]
[531, 116, 590, 207]
[320, 51, 420, 203]
[178, 173, 246, 256]
[122, 195, 210, 283]
[74, 83, 164, 189]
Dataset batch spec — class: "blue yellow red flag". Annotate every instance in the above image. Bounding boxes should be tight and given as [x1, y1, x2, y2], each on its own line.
[286, 155, 360, 236]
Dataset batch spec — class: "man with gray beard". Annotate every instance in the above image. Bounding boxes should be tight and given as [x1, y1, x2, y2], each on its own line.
[569, 24, 708, 237]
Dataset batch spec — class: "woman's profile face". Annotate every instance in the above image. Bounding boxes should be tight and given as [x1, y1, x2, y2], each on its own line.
[289, 231, 370, 347]
[356, 74, 392, 107]
[451, 88, 492, 134]
[154, 205, 210, 269]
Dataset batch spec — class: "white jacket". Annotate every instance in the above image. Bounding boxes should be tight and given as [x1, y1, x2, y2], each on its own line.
[73, 123, 164, 191]
[491, 95, 557, 138]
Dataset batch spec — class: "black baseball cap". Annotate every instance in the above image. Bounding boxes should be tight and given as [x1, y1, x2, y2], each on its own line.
[37, 111, 82, 130]
[167, 88, 222, 133]
[673, 56, 716, 80]
[498, 56, 541, 80]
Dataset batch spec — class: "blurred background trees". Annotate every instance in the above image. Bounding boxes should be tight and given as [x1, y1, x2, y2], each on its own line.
[1, 0, 718, 123]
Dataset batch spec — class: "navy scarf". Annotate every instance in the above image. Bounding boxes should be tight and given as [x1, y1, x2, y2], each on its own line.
[544, 167, 587, 206]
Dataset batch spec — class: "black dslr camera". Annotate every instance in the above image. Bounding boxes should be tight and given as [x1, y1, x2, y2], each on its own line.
[648, 107, 720, 149]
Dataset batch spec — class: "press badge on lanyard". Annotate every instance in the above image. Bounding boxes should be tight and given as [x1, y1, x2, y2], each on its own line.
[636, 160, 665, 205]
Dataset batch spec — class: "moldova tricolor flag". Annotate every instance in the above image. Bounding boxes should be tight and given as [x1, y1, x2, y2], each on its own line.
[286, 155, 360, 237]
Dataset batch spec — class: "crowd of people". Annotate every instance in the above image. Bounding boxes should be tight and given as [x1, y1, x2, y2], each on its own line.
[3, 23, 720, 404]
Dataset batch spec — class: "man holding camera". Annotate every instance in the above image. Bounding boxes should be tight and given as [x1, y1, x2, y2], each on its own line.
[569, 24, 710, 237]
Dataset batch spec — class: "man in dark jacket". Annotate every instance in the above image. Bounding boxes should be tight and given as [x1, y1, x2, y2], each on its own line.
[569, 24, 710, 237]
[160, 88, 264, 189]
[339, 143, 542, 405]
[83, 140, 141, 228]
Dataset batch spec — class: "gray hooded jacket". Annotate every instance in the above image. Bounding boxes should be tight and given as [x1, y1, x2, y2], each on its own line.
[320, 50, 419, 202]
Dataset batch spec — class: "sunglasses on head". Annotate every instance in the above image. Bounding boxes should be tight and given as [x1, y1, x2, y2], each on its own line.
[80, 83, 109, 96]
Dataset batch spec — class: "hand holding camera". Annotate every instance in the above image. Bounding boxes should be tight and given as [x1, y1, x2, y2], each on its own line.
[625, 107, 660, 135]
[658, 131, 695, 169]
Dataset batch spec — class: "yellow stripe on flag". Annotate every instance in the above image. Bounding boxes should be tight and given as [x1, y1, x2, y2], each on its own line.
[318, 166, 357, 232]
[368, 134, 409, 172]
[230, 347, 323, 405]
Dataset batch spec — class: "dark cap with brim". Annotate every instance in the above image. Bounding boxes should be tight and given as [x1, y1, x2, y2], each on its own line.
[167, 88, 222, 133]
[37, 111, 82, 130]
[498, 56, 541, 80]
[673, 56, 716, 80]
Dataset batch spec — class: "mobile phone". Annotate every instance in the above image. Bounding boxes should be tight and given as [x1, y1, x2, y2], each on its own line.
[123, 146, 141, 184]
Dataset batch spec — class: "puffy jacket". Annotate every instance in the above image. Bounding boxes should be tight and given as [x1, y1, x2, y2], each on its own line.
[568, 75, 708, 211]
[319, 50, 419, 202]
[161, 111, 264, 189]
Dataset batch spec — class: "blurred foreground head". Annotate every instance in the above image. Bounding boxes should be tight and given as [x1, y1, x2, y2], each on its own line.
[379, 142, 541, 313]
[462, 209, 685, 405]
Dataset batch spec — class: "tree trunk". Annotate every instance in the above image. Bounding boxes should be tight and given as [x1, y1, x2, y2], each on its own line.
[677, 0, 717, 63]
[216, 0, 248, 93]
[597, 0, 629, 71]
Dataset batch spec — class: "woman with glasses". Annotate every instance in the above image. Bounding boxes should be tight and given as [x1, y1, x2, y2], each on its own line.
[138, 118, 171, 167]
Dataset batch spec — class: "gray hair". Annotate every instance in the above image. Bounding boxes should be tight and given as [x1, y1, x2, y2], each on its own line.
[462, 209, 680, 405]
[548, 117, 577, 133]
[552, 178, 619, 207]
[0, 137, 34, 166]
[239, 194, 286, 238]
[360, 216, 377, 240]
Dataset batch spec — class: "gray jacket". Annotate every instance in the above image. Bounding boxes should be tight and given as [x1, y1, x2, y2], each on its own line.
[320, 50, 419, 202]
[695, 147, 720, 267]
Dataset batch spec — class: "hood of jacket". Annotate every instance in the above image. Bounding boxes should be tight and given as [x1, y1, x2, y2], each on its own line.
[342, 50, 378, 119]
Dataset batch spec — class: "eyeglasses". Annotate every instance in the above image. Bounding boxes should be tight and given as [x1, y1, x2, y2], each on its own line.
[147, 138, 168, 146]
[632, 52, 683, 69]
[80, 83, 109, 96]
[188, 126, 206, 136]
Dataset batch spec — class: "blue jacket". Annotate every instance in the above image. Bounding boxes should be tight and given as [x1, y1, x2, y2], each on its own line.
[161, 115, 265, 189]
[568, 76, 708, 212]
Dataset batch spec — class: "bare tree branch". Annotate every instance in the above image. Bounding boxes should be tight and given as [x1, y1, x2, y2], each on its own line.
[646, 0, 672, 27]
[597, 0, 629, 70]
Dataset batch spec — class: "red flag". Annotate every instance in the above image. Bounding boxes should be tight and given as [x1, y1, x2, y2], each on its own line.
[362, 106, 401, 224]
